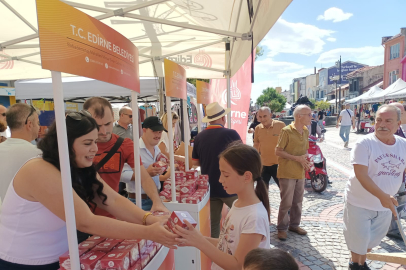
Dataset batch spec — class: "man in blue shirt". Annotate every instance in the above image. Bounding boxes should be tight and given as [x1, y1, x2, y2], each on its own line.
[192, 102, 241, 238]
[127, 116, 166, 211]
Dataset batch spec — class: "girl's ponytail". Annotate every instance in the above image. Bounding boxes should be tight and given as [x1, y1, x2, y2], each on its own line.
[255, 177, 270, 219]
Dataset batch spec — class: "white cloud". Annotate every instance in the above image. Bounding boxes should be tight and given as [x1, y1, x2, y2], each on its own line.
[326, 37, 336, 42]
[260, 18, 334, 57]
[255, 59, 304, 74]
[317, 7, 353, 23]
[316, 46, 384, 66]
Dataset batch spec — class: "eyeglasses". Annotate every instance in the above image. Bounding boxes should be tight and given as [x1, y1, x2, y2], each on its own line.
[300, 113, 312, 117]
[123, 113, 132, 118]
[67, 110, 92, 121]
[25, 105, 36, 125]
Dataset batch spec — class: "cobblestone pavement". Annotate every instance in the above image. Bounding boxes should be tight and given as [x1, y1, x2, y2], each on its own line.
[246, 126, 406, 270]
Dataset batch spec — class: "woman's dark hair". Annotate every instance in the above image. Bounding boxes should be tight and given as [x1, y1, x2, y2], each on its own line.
[253, 113, 259, 123]
[38, 112, 107, 211]
[244, 248, 299, 270]
[219, 142, 270, 218]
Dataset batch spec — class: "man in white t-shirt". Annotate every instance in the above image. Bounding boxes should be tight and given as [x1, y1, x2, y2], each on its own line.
[0, 103, 41, 203]
[336, 103, 355, 148]
[344, 104, 406, 270]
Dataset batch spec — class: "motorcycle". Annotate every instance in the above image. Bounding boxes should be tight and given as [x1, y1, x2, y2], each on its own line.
[305, 134, 328, 193]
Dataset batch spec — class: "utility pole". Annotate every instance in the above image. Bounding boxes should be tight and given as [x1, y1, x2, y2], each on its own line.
[335, 56, 342, 114]
[338, 55, 342, 112]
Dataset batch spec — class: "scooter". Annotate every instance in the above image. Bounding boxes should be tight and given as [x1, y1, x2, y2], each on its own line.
[305, 134, 328, 193]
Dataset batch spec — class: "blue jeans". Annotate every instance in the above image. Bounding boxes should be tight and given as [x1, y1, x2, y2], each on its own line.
[339, 125, 351, 143]
[318, 119, 324, 129]
[129, 197, 153, 211]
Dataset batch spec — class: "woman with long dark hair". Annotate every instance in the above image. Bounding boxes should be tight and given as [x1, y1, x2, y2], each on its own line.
[248, 113, 260, 140]
[0, 111, 177, 270]
[174, 143, 270, 270]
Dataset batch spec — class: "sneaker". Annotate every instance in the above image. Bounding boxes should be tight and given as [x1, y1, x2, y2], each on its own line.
[288, 226, 307, 235]
[361, 262, 371, 270]
[348, 262, 361, 270]
[344, 141, 349, 148]
[277, 230, 287, 240]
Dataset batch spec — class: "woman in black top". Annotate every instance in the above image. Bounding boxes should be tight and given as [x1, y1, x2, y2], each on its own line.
[248, 113, 260, 140]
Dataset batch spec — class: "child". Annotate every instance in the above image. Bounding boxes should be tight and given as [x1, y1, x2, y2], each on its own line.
[243, 248, 299, 270]
[174, 143, 270, 270]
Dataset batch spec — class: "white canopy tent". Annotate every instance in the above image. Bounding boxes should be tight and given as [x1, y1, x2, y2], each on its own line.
[345, 85, 384, 105]
[385, 80, 406, 99]
[361, 79, 406, 104]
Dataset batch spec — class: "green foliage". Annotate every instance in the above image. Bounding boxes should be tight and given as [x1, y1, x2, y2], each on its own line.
[315, 100, 330, 110]
[186, 78, 210, 87]
[308, 98, 316, 109]
[256, 87, 287, 112]
[255, 46, 264, 61]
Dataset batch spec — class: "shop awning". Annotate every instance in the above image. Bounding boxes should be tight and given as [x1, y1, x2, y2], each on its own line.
[0, 0, 292, 80]
[361, 78, 406, 103]
[328, 98, 344, 104]
[385, 80, 406, 100]
[0, 87, 15, 96]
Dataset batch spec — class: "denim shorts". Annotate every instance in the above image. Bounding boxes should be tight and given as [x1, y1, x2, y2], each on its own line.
[128, 197, 153, 211]
[343, 202, 392, 255]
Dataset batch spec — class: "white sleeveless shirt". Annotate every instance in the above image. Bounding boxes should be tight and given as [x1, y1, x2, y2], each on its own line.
[0, 159, 68, 265]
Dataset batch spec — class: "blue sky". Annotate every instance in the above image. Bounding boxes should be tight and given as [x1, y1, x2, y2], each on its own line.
[252, 0, 405, 102]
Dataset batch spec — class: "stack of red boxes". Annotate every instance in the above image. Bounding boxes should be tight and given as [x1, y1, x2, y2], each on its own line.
[59, 234, 162, 270]
[158, 171, 209, 204]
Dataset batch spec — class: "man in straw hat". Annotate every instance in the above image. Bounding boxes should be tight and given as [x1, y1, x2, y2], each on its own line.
[192, 102, 241, 238]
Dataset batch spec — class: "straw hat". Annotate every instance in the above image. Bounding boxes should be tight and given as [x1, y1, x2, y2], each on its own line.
[202, 102, 231, 123]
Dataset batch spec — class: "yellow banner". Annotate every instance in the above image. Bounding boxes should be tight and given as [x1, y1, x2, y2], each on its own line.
[164, 59, 187, 100]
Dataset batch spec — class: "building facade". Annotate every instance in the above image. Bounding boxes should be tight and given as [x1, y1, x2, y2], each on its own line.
[382, 28, 406, 89]
[347, 65, 384, 98]
[306, 73, 318, 99]
[281, 90, 293, 104]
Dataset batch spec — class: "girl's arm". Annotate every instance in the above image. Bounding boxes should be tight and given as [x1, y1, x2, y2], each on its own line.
[204, 237, 219, 246]
[15, 159, 178, 248]
[174, 221, 263, 270]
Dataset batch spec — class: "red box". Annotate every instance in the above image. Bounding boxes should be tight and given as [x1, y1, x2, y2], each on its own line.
[180, 195, 188, 203]
[159, 190, 171, 200]
[162, 181, 172, 191]
[79, 250, 106, 270]
[59, 249, 88, 270]
[140, 254, 150, 268]
[114, 244, 140, 266]
[100, 250, 130, 270]
[186, 196, 200, 204]
[153, 160, 168, 174]
[176, 192, 181, 202]
[156, 153, 169, 164]
[186, 170, 198, 180]
[154, 242, 162, 251]
[167, 211, 197, 231]
[198, 175, 209, 181]
[180, 182, 194, 195]
[143, 245, 157, 258]
[105, 238, 124, 244]
[121, 239, 146, 251]
[197, 179, 209, 187]
[93, 241, 118, 252]
[87, 236, 107, 244]
[175, 171, 185, 180]
[128, 259, 142, 270]
[78, 241, 98, 251]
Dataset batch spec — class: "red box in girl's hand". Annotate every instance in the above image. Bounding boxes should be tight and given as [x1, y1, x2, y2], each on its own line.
[79, 250, 106, 270]
[167, 211, 197, 232]
[100, 250, 130, 270]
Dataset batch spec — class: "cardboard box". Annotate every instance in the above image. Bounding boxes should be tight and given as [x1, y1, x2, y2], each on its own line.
[198, 175, 209, 181]
[140, 254, 150, 268]
[186, 170, 198, 180]
[78, 241, 98, 251]
[121, 239, 146, 251]
[87, 236, 107, 244]
[100, 251, 130, 270]
[59, 249, 88, 270]
[153, 160, 168, 174]
[114, 244, 140, 266]
[128, 259, 142, 270]
[159, 190, 171, 200]
[143, 245, 157, 258]
[79, 250, 106, 270]
[180, 195, 188, 203]
[167, 211, 197, 232]
[93, 241, 118, 252]
[180, 182, 195, 195]
[162, 181, 172, 191]
[186, 196, 200, 204]
[105, 239, 124, 244]
[174, 171, 185, 180]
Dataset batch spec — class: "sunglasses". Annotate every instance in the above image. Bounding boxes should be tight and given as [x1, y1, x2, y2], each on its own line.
[25, 105, 36, 125]
[123, 113, 132, 118]
[67, 110, 92, 121]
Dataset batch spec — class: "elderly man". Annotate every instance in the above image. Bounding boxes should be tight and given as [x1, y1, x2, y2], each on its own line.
[0, 103, 41, 203]
[275, 105, 312, 240]
[113, 106, 133, 140]
[192, 102, 241, 238]
[344, 105, 406, 270]
[83, 97, 168, 218]
[254, 107, 285, 188]
[336, 103, 356, 148]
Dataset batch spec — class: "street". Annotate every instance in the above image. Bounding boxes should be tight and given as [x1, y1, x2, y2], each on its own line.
[247, 126, 406, 270]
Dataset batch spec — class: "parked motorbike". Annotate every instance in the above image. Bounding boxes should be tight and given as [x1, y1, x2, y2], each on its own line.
[305, 134, 328, 193]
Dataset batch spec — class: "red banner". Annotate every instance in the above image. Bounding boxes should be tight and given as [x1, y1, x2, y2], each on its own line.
[210, 55, 252, 143]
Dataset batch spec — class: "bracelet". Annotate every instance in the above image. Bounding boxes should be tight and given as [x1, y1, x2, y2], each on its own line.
[143, 212, 153, 225]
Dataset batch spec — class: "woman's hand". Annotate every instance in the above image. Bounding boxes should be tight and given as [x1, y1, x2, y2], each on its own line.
[147, 218, 179, 249]
[173, 220, 205, 248]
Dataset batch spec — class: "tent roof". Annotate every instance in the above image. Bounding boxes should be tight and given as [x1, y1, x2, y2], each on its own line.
[384, 79, 406, 100]
[0, 0, 292, 81]
[15, 76, 196, 103]
[345, 85, 383, 105]
[361, 78, 406, 103]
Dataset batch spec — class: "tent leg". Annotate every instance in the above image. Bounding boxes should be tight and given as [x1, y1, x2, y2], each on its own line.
[197, 103, 202, 133]
[51, 71, 80, 270]
[131, 91, 142, 207]
[166, 96, 176, 202]
[183, 99, 189, 171]
[227, 74, 231, 128]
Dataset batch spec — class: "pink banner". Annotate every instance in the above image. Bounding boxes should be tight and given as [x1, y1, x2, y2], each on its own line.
[210, 54, 252, 143]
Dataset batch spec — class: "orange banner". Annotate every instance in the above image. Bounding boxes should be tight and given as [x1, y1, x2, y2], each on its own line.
[196, 80, 211, 105]
[164, 59, 187, 99]
[36, 0, 140, 92]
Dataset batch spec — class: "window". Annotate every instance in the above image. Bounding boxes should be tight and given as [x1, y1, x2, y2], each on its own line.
[316, 90, 319, 99]
[390, 43, 400, 60]
[389, 70, 398, 85]
[320, 91, 324, 98]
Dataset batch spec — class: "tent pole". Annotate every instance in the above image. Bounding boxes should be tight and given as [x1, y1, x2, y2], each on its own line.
[226, 40, 231, 128]
[183, 99, 189, 171]
[0, 0, 38, 32]
[131, 91, 142, 207]
[161, 40, 225, 59]
[197, 103, 202, 133]
[159, 59, 225, 73]
[166, 96, 176, 202]
[51, 71, 80, 270]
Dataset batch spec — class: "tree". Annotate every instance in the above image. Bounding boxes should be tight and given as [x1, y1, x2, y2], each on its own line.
[308, 98, 316, 109]
[186, 78, 210, 87]
[255, 46, 264, 61]
[315, 100, 330, 110]
[256, 87, 287, 112]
